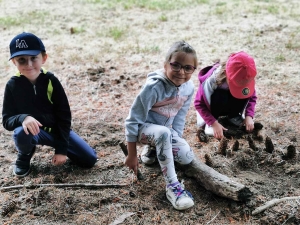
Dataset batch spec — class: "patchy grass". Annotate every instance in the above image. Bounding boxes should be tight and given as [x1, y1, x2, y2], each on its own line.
[82, 0, 209, 10]
[108, 26, 126, 40]
[0, 11, 49, 28]
[158, 14, 168, 22]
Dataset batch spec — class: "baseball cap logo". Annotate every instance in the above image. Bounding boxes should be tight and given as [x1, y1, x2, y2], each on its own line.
[242, 88, 250, 96]
[16, 39, 28, 49]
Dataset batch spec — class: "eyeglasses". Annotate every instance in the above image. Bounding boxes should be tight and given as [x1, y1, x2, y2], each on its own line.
[15, 56, 39, 65]
[169, 62, 196, 74]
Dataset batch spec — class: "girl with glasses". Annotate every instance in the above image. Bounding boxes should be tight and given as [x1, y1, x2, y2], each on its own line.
[124, 40, 197, 210]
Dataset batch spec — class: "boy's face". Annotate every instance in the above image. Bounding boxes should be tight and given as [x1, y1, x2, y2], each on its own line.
[164, 52, 195, 87]
[12, 53, 47, 82]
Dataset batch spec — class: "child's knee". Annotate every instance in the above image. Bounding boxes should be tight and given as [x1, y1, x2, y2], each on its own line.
[13, 127, 32, 145]
[77, 156, 98, 168]
[177, 148, 194, 165]
[155, 127, 172, 140]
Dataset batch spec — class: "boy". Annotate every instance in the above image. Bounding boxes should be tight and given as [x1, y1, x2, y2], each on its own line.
[2, 32, 98, 177]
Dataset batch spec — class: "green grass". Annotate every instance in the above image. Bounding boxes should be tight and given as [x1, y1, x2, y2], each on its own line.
[159, 14, 168, 22]
[120, 40, 161, 54]
[0, 17, 21, 27]
[80, 0, 208, 10]
[138, 45, 160, 54]
[267, 5, 279, 14]
[285, 40, 300, 50]
[275, 54, 286, 62]
[108, 26, 126, 40]
[0, 11, 49, 27]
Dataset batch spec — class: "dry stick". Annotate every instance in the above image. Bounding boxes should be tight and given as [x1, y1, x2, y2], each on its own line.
[206, 211, 220, 225]
[119, 141, 144, 180]
[252, 196, 300, 215]
[0, 183, 128, 192]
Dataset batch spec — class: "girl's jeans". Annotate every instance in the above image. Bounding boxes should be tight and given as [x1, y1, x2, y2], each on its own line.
[13, 126, 98, 168]
[138, 123, 194, 184]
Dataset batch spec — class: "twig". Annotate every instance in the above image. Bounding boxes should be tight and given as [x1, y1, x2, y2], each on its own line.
[119, 141, 144, 180]
[252, 196, 300, 215]
[206, 211, 220, 225]
[0, 183, 128, 192]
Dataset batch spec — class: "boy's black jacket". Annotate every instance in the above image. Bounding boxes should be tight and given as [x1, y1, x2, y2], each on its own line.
[2, 69, 71, 155]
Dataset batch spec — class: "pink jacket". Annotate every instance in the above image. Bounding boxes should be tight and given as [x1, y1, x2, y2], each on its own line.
[194, 63, 257, 126]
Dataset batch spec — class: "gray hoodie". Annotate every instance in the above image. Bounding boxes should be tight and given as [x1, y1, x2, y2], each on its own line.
[125, 69, 194, 142]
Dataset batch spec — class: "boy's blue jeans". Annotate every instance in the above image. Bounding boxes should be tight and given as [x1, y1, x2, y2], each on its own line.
[13, 126, 98, 168]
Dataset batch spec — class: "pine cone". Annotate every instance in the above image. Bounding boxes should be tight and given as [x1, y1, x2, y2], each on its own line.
[265, 136, 274, 153]
[231, 140, 240, 151]
[284, 145, 296, 159]
[197, 128, 209, 143]
[204, 154, 213, 167]
[248, 135, 257, 151]
[1, 200, 16, 217]
[218, 137, 228, 156]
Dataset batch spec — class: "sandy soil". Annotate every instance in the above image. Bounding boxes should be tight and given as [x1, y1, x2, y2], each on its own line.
[0, 0, 300, 224]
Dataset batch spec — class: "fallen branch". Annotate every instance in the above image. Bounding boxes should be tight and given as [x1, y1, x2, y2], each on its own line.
[177, 157, 253, 201]
[0, 183, 128, 192]
[252, 196, 300, 215]
[206, 211, 220, 225]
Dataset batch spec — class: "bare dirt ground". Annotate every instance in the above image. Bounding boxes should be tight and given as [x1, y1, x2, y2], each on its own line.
[0, 0, 300, 224]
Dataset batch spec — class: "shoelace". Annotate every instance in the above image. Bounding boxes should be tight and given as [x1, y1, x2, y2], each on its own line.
[172, 185, 194, 200]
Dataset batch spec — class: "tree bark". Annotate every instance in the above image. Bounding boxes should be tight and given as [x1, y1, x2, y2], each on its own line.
[178, 157, 253, 202]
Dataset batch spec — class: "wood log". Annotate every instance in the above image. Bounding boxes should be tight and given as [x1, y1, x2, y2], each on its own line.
[177, 157, 253, 202]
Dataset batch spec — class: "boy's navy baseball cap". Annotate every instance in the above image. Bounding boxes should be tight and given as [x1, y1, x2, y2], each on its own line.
[9, 32, 45, 60]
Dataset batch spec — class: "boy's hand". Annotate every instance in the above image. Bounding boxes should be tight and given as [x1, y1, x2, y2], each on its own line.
[212, 121, 227, 139]
[22, 116, 42, 135]
[52, 154, 67, 166]
[245, 116, 254, 132]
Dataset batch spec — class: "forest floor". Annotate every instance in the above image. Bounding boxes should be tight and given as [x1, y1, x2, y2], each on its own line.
[0, 0, 300, 224]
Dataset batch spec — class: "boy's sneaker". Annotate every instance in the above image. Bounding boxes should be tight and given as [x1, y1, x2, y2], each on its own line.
[13, 146, 36, 178]
[141, 145, 156, 165]
[228, 116, 244, 127]
[166, 181, 194, 210]
[204, 124, 214, 136]
[13, 162, 31, 178]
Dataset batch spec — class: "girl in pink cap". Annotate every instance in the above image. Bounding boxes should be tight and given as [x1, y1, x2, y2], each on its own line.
[194, 51, 257, 139]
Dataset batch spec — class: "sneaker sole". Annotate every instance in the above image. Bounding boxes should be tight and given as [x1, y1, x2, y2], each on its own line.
[166, 193, 194, 210]
[12, 165, 31, 178]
